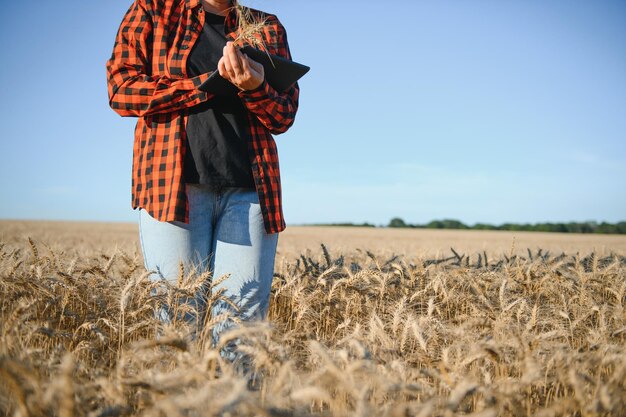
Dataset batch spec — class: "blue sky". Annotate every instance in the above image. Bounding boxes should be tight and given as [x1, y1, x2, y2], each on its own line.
[0, 0, 624, 226]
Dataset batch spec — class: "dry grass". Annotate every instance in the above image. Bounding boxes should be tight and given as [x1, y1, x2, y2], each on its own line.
[2, 221, 625, 260]
[1, 221, 625, 416]
[232, 3, 269, 51]
[277, 226, 626, 260]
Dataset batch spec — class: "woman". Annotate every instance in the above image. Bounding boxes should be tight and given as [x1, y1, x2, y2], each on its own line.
[105, 0, 300, 353]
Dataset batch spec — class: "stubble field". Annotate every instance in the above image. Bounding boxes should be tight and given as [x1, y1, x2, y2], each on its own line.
[1, 220, 625, 416]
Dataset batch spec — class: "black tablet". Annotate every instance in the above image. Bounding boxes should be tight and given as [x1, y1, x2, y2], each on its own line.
[198, 46, 310, 96]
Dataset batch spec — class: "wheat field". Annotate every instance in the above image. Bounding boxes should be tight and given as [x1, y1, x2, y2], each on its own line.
[1, 220, 625, 416]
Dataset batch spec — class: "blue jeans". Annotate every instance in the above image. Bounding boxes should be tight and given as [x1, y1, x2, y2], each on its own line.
[138, 184, 278, 353]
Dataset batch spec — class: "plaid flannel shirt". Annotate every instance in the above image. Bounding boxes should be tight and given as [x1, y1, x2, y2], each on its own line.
[106, 0, 299, 234]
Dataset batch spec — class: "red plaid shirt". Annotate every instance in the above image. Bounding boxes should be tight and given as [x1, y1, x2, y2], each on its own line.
[106, 0, 299, 233]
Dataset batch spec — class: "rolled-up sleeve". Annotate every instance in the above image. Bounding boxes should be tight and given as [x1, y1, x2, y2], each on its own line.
[106, 0, 212, 117]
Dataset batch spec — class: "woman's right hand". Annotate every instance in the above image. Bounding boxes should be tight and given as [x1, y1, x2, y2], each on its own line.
[218, 42, 265, 91]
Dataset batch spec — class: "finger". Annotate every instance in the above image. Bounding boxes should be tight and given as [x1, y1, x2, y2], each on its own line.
[241, 54, 261, 82]
[240, 53, 252, 74]
[243, 55, 264, 78]
[224, 43, 244, 76]
[222, 47, 239, 82]
[217, 57, 229, 79]
[222, 53, 237, 81]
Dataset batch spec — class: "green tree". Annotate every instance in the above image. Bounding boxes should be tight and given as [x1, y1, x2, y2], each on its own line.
[426, 220, 444, 229]
[441, 219, 469, 229]
[597, 222, 618, 234]
[388, 217, 407, 228]
[474, 223, 498, 230]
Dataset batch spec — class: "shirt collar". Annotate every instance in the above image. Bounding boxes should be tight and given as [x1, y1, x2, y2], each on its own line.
[186, 0, 239, 30]
[185, 0, 236, 11]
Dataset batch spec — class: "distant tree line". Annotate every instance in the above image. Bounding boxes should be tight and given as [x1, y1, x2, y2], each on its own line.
[309, 222, 376, 228]
[386, 218, 626, 234]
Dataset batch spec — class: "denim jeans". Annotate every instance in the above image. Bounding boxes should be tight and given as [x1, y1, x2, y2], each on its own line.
[138, 184, 278, 355]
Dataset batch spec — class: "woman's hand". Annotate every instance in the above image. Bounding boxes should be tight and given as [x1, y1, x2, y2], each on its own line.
[218, 42, 265, 91]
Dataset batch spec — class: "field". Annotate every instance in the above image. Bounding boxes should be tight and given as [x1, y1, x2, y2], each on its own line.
[1, 220, 625, 416]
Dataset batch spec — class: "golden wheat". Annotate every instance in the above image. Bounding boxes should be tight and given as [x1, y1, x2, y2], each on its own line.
[0, 223, 625, 416]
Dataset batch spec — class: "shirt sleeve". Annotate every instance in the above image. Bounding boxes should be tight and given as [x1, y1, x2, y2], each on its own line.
[237, 19, 300, 135]
[106, 0, 212, 117]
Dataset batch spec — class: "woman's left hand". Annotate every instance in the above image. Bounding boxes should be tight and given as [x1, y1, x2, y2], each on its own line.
[218, 42, 265, 91]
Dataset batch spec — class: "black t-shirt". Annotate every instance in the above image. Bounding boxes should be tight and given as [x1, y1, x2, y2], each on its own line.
[183, 11, 255, 189]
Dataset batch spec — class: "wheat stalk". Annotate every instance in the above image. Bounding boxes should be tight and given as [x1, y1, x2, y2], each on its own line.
[1, 223, 626, 415]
